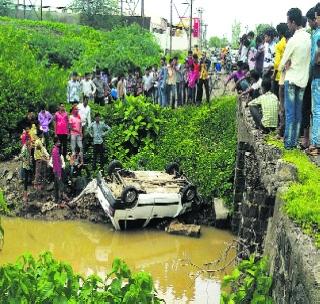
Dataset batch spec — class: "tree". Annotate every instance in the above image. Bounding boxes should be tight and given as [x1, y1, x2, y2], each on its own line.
[208, 36, 229, 49]
[231, 20, 241, 50]
[71, 0, 119, 17]
[255, 23, 272, 36]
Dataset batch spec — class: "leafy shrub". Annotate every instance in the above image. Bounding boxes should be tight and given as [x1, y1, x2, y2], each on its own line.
[221, 256, 273, 304]
[0, 252, 162, 303]
[93, 95, 237, 202]
[266, 137, 320, 248]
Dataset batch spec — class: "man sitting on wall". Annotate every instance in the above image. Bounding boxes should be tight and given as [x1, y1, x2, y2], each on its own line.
[247, 78, 279, 133]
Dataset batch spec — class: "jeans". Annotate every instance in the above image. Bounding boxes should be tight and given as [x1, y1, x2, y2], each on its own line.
[22, 168, 30, 191]
[166, 84, 176, 108]
[197, 79, 210, 103]
[188, 87, 196, 104]
[284, 81, 305, 149]
[71, 134, 83, 154]
[54, 173, 64, 203]
[159, 85, 168, 107]
[311, 79, 320, 147]
[176, 82, 184, 106]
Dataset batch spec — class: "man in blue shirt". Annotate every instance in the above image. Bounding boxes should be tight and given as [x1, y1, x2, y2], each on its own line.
[308, 3, 320, 155]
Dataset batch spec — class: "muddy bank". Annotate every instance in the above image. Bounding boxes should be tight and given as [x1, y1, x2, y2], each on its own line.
[0, 160, 221, 228]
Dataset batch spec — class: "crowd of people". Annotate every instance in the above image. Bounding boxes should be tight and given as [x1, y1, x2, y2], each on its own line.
[17, 45, 214, 205]
[229, 4, 320, 156]
[17, 3, 320, 205]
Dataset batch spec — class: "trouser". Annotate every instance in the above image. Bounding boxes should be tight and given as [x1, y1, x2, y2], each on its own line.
[197, 79, 210, 103]
[249, 105, 263, 129]
[272, 80, 280, 98]
[144, 89, 153, 98]
[57, 134, 68, 158]
[166, 84, 176, 108]
[94, 96, 105, 106]
[54, 174, 64, 203]
[176, 82, 184, 106]
[43, 131, 50, 148]
[302, 80, 312, 132]
[311, 78, 320, 147]
[22, 168, 30, 191]
[35, 160, 47, 187]
[284, 81, 305, 149]
[278, 85, 285, 137]
[93, 144, 105, 171]
[188, 87, 196, 104]
[70, 135, 83, 154]
[159, 86, 168, 107]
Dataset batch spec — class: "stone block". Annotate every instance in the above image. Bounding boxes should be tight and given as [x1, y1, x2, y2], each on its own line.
[166, 221, 201, 238]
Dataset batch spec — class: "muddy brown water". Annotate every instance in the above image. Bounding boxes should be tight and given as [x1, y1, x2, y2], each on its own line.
[1, 217, 235, 304]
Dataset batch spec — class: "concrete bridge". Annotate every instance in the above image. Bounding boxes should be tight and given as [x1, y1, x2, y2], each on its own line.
[232, 101, 320, 304]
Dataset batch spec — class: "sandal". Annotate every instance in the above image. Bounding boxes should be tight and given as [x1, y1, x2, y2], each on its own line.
[306, 146, 320, 156]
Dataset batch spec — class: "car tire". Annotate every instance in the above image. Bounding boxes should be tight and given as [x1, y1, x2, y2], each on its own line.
[181, 184, 196, 204]
[165, 162, 180, 175]
[107, 160, 123, 176]
[121, 186, 139, 207]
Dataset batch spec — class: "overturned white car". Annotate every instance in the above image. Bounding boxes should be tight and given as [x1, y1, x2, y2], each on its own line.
[77, 161, 200, 230]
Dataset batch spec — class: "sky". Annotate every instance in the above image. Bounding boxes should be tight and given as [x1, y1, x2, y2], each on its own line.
[37, 0, 316, 39]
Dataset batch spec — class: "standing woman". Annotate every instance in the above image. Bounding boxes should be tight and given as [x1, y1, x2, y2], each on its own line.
[19, 136, 32, 203]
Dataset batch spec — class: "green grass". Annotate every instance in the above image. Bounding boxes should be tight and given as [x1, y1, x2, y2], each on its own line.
[266, 136, 320, 248]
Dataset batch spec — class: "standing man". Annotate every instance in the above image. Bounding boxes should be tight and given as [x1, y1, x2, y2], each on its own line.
[197, 52, 211, 104]
[78, 96, 91, 159]
[38, 104, 53, 148]
[159, 57, 168, 107]
[166, 58, 177, 108]
[263, 28, 277, 75]
[279, 8, 311, 150]
[93, 70, 105, 106]
[67, 72, 81, 103]
[81, 72, 96, 102]
[308, 4, 320, 155]
[142, 68, 154, 98]
[54, 103, 69, 158]
[88, 113, 111, 172]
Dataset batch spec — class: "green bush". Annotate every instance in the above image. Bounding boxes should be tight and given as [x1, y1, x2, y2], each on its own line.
[0, 252, 162, 303]
[221, 256, 273, 304]
[93, 96, 237, 201]
[266, 137, 320, 248]
[0, 17, 161, 160]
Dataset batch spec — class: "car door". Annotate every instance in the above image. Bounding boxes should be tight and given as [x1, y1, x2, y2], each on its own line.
[152, 193, 181, 219]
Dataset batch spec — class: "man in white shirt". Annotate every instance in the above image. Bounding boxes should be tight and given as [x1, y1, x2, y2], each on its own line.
[263, 28, 277, 73]
[67, 72, 80, 103]
[78, 96, 91, 161]
[279, 7, 311, 149]
[142, 68, 154, 98]
[80, 72, 96, 101]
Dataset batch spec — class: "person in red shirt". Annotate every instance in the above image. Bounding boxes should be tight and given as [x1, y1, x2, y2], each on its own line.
[69, 107, 83, 157]
[54, 103, 69, 158]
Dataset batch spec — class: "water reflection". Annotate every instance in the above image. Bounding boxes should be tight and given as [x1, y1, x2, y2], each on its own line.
[1, 217, 235, 303]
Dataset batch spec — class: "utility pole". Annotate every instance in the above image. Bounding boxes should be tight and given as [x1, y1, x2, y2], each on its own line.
[169, 0, 173, 56]
[198, 7, 203, 50]
[141, 0, 144, 17]
[188, 0, 193, 51]
[40, 0, 43, 20]
[15, 0, 19, 18]
[23, 0, 25, 18]
[120, 0, 123, 16]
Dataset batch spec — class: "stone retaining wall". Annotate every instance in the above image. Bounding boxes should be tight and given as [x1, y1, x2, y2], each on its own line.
[234, 100, 320, 302]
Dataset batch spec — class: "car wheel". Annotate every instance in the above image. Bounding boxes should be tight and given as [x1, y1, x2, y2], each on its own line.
[121, 186, 139, 207]
[107, 160, 123, 177]
[181, 184, 196, 204]
[165, 162, 180, 175]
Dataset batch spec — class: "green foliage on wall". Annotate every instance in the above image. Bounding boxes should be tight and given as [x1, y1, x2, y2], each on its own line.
[266, 137, 320, 248]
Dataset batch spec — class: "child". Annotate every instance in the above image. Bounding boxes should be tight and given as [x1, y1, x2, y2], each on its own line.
[188, 64, 198, 104]
[240, 70, 262, 99]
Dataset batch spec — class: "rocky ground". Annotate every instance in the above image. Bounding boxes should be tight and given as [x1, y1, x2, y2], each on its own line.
[0, 160, 224, 230]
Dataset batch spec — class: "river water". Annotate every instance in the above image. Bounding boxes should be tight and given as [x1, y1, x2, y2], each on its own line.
[0, 217, 235, 304]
